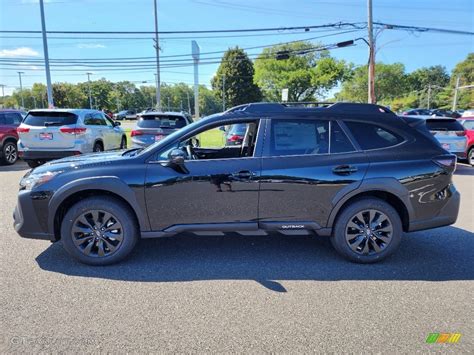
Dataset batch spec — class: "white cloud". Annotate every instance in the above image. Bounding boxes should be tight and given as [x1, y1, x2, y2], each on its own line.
[77, 43, 106, 49]
[0, 47, 40, 58]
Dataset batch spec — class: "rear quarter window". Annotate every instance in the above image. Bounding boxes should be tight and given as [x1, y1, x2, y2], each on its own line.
[24, 112, 78, 126]
[345, 121, 404, 150]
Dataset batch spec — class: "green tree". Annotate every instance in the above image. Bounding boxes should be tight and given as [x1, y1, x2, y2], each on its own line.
[212, 47, 262, 108]
[52, 82, 86, 108]
[337, 63, 409, 104]
[448, 53, 474, 109]
[254, 41, 348, 102]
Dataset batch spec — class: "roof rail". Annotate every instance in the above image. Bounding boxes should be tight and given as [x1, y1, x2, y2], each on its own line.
[327, 102, 395, 115]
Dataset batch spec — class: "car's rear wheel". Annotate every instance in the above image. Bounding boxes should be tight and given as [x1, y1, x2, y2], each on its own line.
[468, 147, 473, 166]
[331, 197, 402, 263]
[1, 141, 18, 165]
[60, 196, 138, 265]
[93, 142, 103, 152]
[120, 136, 127, 149]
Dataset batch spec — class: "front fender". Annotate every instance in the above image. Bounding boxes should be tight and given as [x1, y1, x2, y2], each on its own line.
[47, 176, 150, 234]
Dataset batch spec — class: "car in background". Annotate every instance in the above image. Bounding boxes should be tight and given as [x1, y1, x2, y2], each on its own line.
[17, 109, 127, 168]
[461, 109, 474, 117]
[131, 112, 191, 148]
[430, 109, 461, 118]
[458, 116, 474, 165]
[114, 109, 138, 120]
[401, 108, 432, 116]
[0, 109, 23, 165]
[224, 123, 247, 146]
[423, 117, 467, 159]
[136, 108, 155, 119]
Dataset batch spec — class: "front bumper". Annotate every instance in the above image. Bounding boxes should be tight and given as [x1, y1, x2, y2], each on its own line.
[408, 185, 461, 232]
[19, 150, 80, 161]
[13, 190, 54, 241]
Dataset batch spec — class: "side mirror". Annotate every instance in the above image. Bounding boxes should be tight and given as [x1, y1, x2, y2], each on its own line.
[219, 126, 226, 132]
[114, 121, 121, 126]
[168, 148, 185, 165]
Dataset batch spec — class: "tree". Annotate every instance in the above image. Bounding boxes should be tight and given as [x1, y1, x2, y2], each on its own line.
[254, 41, 348, 102]
[449, 53, 474, 109]
[337, 63, 409, 104]
[211, 47, 262, 108]
[53, 83, 86, 108]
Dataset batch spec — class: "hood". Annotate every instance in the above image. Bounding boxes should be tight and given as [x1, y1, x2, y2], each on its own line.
[31, 151, 128, 174]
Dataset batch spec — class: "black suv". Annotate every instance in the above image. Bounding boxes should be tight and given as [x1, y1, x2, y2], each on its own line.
[14, 103, 460, 265]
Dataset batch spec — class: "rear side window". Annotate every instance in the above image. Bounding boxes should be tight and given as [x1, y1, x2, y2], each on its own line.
[0, 112, 22, 125]
[331, 121, 356, 153]
[345, 122, 404, 150]
[270, 119, 329, 156]
[138, 115, 186, 129]
[426, 119, 464, 132]
[24, 112, 77, 127]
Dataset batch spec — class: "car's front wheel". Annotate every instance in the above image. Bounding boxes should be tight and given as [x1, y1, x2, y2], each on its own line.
[120, 136, 127, 149]
[60, 196, 138, 265]
[468, 147, 473, 166]
[1, 141, 18, 165]
[331, 197, 402, 263]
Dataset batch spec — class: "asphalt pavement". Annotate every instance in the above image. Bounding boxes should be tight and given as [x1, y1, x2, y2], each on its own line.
[0, 161, 473, 352]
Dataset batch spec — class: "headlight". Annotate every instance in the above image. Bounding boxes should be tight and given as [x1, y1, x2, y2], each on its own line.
[19, 171, 62, 190]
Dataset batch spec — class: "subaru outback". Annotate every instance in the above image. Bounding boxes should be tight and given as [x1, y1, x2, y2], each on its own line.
[14, 103, 460, 265]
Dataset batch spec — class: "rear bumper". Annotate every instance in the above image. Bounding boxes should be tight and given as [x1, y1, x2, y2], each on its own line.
[408, 186, 460, 232]
[13, 190, 54, 241]
[19, 150, 80, 161]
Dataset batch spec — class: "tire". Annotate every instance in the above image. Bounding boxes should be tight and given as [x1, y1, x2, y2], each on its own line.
[25, 160, 42, 168]
[1, 141, 18, 165]
[468, 147, 473, 166]
[330, 197, 402, 263]
[60, 196, 138, 265]
[93, 141, 103, 153]
[120, 136, 127, 149]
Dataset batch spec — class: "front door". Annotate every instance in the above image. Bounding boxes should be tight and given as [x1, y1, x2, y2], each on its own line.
[145, 120, 262, 231]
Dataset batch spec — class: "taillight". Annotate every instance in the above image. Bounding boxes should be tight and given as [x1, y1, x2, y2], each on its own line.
[433, 155, 457, 172]
[455, 130, 466, 136]
[16, 127, 30, 133]
[60, 127, 87, 135]
[229, 134, 243, 142]
[131, 130, 143, 137]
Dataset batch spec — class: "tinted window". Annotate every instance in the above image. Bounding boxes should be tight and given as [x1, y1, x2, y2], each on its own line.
[331, 121, 356, 153]
[228, 124, 247, 135]
[345, 122, 404, 150]
[93, 113, 107, 126]
[138, 115, 186, 129]
[0, 112, 22, 125]
[426, 119, 464, 131]
[270, 119, 329, 156]
[23, 112, 78, 126]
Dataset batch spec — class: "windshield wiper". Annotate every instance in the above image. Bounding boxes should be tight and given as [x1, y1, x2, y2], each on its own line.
[44, 121, 63, 127]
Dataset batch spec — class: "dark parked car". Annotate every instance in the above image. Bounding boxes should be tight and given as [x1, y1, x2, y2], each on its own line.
[14, 103, 460, 265]
[0, 109, 23, 165]
[401, 108, 432, 116]
[431, 109, 461, 118]
[224, 123, 247, 146]
[114, 109, 137, 120]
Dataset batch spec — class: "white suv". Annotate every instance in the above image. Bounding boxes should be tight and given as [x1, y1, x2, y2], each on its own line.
[17, 109, 127, 168]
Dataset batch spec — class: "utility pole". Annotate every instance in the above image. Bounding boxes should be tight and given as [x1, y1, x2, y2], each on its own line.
[153, 0, 161, 110]
[452, 76, 460, 111]
[186, 90, 191, 115]
[192, 40, 200, 119]
[367, 0, 376, 104]
[222, 75, 226, 111]
[17, 72, 25, 108]
[86, 72, 93, 109]
[0, 84, 5, 99]
[32, 95, 37, 109]
[427, 85, 431, 109]
[39, 0, 54, 108]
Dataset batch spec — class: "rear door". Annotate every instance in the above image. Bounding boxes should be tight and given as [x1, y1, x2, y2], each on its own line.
[19, 111, 78, 149]
[259, 118, 369, 229]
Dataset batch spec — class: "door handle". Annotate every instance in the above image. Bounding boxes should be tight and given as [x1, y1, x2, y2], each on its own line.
[232, 170, 254, 179]
[332, 165, 358, 175]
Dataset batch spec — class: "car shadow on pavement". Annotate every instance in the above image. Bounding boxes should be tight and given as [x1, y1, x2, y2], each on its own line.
[36, 225, 474, 292]
[454, 164, 474, 176]
[0, 162, 29, 172]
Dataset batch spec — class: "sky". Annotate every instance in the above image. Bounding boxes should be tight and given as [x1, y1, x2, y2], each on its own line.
[0, 0, 473, 97]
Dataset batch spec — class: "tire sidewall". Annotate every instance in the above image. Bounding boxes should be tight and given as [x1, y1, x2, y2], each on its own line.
[60, 197, 138, 265]
[93, 142, 103, 152]
[2, 141, 17, 165]
[331, 198, 403, 263]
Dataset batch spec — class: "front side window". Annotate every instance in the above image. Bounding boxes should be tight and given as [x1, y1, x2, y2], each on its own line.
[344, 121, 404, 150]
[269, 119, 329, 156]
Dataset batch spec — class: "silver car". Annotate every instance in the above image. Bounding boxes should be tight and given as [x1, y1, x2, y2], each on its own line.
[424, 117, 467, 159]
[131, 112, 191, 148]
[17, 109, 127, 168]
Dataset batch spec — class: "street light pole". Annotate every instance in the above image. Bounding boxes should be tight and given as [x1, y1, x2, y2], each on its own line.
[17, 72, 25, 108]
[367, 0, 376, 104]
[153, 0, 161, 110]
[0, 84, 5, 101]
[222, 75, 226, 111]
[39, 0, 54, 108]
[452, 76, 460, 111]
[86, 72, 93, 109]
